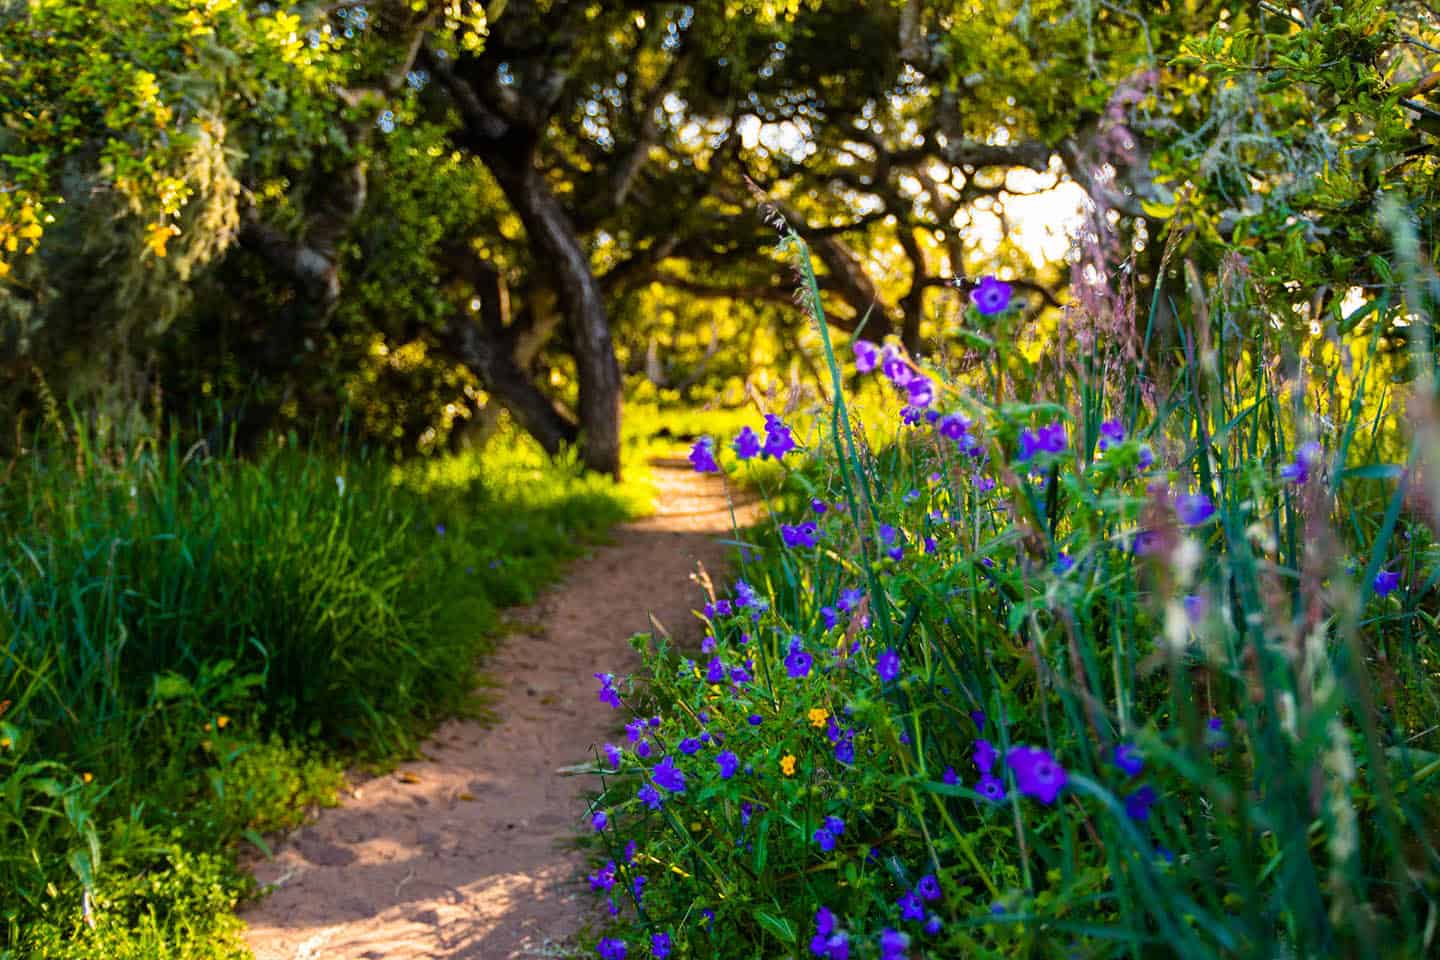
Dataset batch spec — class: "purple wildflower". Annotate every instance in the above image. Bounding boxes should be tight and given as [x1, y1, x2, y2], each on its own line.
[733, 426, 762, 461]
[1132, 530, 1161, 556]
[813, 827, 838, 852]
[763, 414, 797, 460]
[976, 774, 1006, 802]
[1017, 428, 1041, 461]
[598, 938, 627, 960]
[679, 737, 702, 755]
[938, 413, 968, 441]
[811, 908, 849, 959]
[876, 648, 901, 683]
[1007, 746, 1068, 804]
[715, 750, 739, 779]
[1279, 441, 1323, 485]
[1207, 715, 1230, 750]
[917, 874, 941, 902]
[1374, 569, 1401, 596]
[1040, 421, 1067, 453]
[820, 606, 838, 630]
[705, 658, 725, 683]
[1176, 493, 1216, 526]
[1098, 419, 1125, 451]
[834, 735, 856, 765]
[924, 916, 942, 936]
[1054, 552, 1075, 575]
[898, 892, 924, 921]
[971, 709, 986, 732]
[604, 743, 622, 769]
[782, 522, 820, 549]
[880, 344, 914, 386]
[971, 276, 1013, 315]
[637, 784, 663, 810]
[634, 740, 651, 759]
[906, 377, 935, 408]
[591, 810, 607, 831]
[1184, 593, 1206, 623]
[650, 932, 672, 959]
[942, 766, 960, 786]
[784, 640, 814, 679]
[1125, 784, 1159, 822]
[879, 927, 910, 960]
[590, 860, 617, 892]
[853, 339, 880, 373]
[812, 497, 828, 514]
[973, 739, 997, 774]
[837, 587, 864, 612]
[1113, 743, 1144, 777]
[594, 673, 622, 708]
[734, 579, 766, 610]
[689, 437, 719, 473]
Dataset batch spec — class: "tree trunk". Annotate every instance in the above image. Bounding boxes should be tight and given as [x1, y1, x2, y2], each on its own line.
[440, 258, 579, 456]
[481, 151, 623, 477]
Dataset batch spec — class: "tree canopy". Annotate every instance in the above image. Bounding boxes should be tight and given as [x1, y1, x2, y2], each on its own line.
[1, 0, 1435, 469]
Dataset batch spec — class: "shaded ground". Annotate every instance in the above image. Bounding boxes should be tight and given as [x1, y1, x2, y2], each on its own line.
[242, 458, 759, 959]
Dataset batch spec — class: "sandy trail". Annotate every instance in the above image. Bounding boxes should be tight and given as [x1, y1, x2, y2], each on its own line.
[241, 458, 757, 960]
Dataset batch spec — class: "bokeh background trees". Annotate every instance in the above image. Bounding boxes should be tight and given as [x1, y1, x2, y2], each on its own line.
[2, 0, 1435, 472]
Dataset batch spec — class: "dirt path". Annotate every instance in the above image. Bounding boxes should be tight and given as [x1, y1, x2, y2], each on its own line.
[241, 458, 758, 960]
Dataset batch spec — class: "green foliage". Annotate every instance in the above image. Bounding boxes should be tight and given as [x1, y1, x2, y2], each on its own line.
[581, 234, 1440, 958]
[1157, 2, 1438, 349]
[18, 847, 252, 960]
[0, 418, 642, 955]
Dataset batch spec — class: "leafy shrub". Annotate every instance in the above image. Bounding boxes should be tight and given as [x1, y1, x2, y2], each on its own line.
[18, 846, 251, 960]
[581, 232, 1440, 959]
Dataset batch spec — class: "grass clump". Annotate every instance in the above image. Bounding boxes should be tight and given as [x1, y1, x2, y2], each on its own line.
[580, 233, 1440, 959]
[1, 420, 643, 957]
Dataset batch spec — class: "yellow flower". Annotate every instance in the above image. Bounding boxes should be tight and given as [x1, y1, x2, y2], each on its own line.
[217, 715, 230, 729]
[808, 707, 829, 729]
[780, 754, 797, 776]
[82, 772, 93, 784]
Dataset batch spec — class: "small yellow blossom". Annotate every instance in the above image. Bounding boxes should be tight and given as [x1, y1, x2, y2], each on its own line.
[780, 754, 797, 776]
[217, 715, 230, 729]
[81, 772, 93, 784]
[808, 707, 829, 728]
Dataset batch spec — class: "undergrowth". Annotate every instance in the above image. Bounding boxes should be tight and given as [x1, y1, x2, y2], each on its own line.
[1, 418, 646, 957]
[579, 229, 1440, 959]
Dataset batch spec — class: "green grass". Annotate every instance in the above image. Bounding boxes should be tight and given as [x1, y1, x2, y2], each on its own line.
[1, 417, 646, 957]
[579, 232, 1440, 959]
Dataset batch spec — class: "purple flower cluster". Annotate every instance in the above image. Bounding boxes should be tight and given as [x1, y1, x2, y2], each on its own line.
[812, 814, 845, 852]
[974, 738, 1005, 801]
[811, 907, 850, 959]
[691, 414, 800, 474]
[1018, 421, 1067, 461]
[782, 521, 820, 549]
